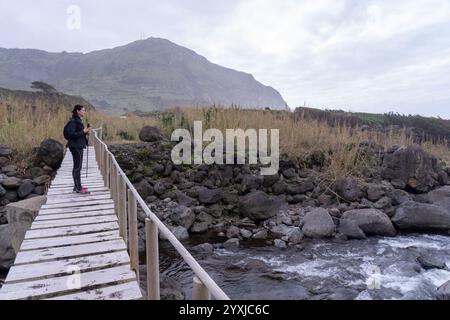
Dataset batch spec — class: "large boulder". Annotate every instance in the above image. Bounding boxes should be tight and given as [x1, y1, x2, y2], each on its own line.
[139, 126, 164, 142]
[0, 225, 15, 270]
[337, 219, 367, 239]
[6, 196, 47, 253]
[197, 187, 222, 205]
[392, 201, 450, 231]
[170, 205, 195, 229]
[333, 177, 362, 202]
[17, 180, 34, 198]
[133, 180, 154, 200]
[1, 177, 22, 189]
[238, 191, 286, 221]
[302, 208, 335, 238]
[381, 145, 443, 193]
[0, 144, 12, 157]
[342, 209, 396, 237]
[437, 281, 450, 300]
[36, 139, 64, 169]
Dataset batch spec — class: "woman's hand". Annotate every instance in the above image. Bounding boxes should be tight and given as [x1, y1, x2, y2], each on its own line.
[83, 127, 91, 134]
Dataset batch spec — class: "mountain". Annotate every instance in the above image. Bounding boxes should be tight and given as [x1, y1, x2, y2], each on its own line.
[0, 38, 287, 114]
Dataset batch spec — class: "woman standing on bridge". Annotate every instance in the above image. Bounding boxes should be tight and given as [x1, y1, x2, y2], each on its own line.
[64, 104, 91, 194]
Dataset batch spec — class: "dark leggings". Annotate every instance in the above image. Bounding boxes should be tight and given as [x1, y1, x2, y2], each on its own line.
[69, 147, 84, 191]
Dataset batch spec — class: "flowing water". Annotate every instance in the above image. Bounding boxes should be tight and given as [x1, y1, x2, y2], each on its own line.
[158, 233, 450, 300]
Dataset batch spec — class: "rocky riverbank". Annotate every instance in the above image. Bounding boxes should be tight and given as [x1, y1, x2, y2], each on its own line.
[0, 140, 63, 278]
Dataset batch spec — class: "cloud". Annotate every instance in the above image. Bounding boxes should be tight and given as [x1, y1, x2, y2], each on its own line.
[1, 0, 450, 117]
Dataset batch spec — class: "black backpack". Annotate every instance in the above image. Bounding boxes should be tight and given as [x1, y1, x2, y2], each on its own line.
[63, 119, 73, 140]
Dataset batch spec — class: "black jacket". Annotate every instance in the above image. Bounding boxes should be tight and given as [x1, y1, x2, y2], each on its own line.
[65, 115, 88, 149]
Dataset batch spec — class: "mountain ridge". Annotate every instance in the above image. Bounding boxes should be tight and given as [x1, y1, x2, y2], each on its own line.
[0, 38, 287, 114]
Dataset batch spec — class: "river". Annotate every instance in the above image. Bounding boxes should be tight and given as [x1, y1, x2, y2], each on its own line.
[158, 233, 450, 300]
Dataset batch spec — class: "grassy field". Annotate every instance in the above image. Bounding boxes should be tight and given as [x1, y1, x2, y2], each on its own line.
[0, 93, 448, 180]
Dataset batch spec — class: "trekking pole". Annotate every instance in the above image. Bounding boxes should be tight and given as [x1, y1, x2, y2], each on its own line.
[86, 122, 90, 178]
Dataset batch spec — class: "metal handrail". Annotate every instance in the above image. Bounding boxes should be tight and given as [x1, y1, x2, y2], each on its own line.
[91, 127, 230, 300]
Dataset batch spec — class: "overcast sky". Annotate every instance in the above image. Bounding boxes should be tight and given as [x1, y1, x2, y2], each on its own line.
[1, 0, 450, 118]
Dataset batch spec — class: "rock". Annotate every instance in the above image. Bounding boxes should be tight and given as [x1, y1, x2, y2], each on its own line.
[0, 185, 6, 197]
[139, 126, 164, 142]
[337, 219, 367, 240]
[238, 191, 287, 221]
[270, 225, 299, 237]
[6, 196, 47, 253]
[32, 175, 51, 185]
[192, 243, 214, 253]
[342, 209, 396, 237]
[241, 174, 263, 193]
[4, 191, 18, 202]
[223, 238, 240, 249]
[173, 191, 196, 207]
[196, 212, 213, 224]
[374, 196, 392, 210]
[133, 180, 154, 200]
[170, 205, 195, 229]
[165, 226, 189, 241]
[391, 189, 412, 205]
[1, 164, 17, 174]
[190, 222, 209, 233]
[282, 168, 297, 179]
[417, 254, 447, 270]
[0, 157, 8, 167]
[0, 225, 15, 270]
[272, 181, 287, 195]
[240, 229, 252, 239]
[17, 180, 34, 198]
[274, 239, 287, 249]
[36, 139, 64, 169]
[253, 229, 268, 239]
[263, 174, 279, 187]
[333, 177, 362, 202]
[198, 187, 222, 204]
[1, 177, 22, 189]
[437, 281, 450, 300]
[0, 144, 12, 157]
[34, 186, 45, 195]
[301, 208, 335, 238]
[226, 226, 241, 239]
[287, 228, 304, 244]
[381, 145, 443, 193]
[286, 179, 315, 195]
[392, 201, 450, 231]
[366, 183, 385, 202]
[428, 185, 450, 204]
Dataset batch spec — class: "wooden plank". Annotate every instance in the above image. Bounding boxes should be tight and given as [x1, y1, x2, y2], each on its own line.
[14, 239, 127, 265]
[51, 179, 103, 185]
[34, 209, 116, 222]
[25, 222, 118, 239]
[47, 187, 108, 196]
[45, 193, 111, 204]
[31, 215, 118, 229]
[44, 281, 142, 300]
[39, 204, 114, 215]
[50, 179, 103, 189]
[0, 265, 138, 300]
[6, 251, 131, 283]
[47, 190, 110, 198]
[41, 199, 113, 210]
[21, 230, 120, 251]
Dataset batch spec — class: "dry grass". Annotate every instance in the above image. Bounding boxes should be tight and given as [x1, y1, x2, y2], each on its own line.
[0, 101, 156, 170]
[1, 101, 448, 181]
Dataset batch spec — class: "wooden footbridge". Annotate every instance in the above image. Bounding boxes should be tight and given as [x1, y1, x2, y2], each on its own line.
[0, 129, 229, 300]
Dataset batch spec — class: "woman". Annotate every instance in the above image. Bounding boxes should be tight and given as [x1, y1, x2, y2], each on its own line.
[64, 105, 91, 194]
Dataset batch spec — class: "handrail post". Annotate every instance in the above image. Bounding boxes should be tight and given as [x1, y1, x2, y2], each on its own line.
[128, 189, 139, 279]
[118, 174, 128, 244]
[104, 149, 109, 188]
[193, 276, 211, 300]
[146, 218, 160, 300]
